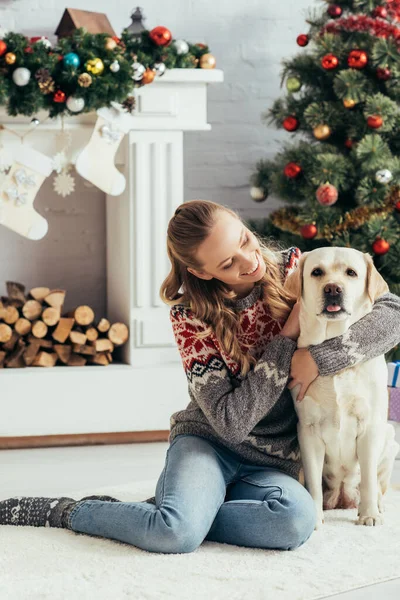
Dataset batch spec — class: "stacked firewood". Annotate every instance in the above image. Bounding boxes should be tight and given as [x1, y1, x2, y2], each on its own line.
[0, 282, 129, 368]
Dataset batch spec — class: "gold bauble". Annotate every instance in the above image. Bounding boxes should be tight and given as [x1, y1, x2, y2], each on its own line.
[85, 58, 104, 75]
[199, 53, 216, 69]
[105, 37, 117, 51]
[313, 124, 331, 140]
[5, 52, 16, 65]
[343, 98, 356, 108]
[78, 72, 93, 87]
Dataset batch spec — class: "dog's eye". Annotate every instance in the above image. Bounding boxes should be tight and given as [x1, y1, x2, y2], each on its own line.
[347, 269, 357, 277]
[311, 268, 323, 276]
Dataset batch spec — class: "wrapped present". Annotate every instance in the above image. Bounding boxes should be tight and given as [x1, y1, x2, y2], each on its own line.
[388, 385, 400, 422]
[387, 361, 400, 387]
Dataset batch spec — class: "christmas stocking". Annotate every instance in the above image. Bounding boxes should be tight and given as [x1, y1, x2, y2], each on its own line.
[75, 105, 134, 196]
[0, 145, 53, 240]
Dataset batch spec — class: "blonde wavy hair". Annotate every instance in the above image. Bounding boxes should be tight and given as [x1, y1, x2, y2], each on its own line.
[160, 200, 297, 377]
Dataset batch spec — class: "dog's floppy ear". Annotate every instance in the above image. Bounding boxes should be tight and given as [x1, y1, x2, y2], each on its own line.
[283, 252, 309, 299]
[364, 253, 389, 302]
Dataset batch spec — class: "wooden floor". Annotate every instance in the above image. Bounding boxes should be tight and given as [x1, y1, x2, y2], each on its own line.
[1, 442, 399, 599]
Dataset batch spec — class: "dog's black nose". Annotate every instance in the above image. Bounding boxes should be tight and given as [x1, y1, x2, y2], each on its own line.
[324, 283, 342, 296]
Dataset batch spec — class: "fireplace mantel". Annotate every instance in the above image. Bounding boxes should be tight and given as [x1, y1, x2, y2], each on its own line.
[0, 69, 224, 442]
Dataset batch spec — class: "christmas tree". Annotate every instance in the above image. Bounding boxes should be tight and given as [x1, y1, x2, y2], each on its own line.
[249, 0, 400, 313]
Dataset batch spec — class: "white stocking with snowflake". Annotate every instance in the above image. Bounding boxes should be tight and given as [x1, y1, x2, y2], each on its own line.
[75, 105, 134, 196]
[0, 145, 53, 240]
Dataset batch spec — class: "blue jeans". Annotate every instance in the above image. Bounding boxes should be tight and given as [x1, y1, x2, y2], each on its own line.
[68, 434, 316, 553]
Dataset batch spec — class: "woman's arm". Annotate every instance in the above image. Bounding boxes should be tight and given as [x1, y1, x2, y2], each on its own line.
[170, 305, 297, 446]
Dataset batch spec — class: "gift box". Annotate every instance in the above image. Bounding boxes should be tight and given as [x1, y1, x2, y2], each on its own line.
[388, 385, 400, 422]
[387, 361, 400, 387]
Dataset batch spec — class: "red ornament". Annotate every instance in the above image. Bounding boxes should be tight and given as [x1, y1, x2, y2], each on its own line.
[316, 183, 339, 206]
[372, 237, 390, 255]
[328, 5, 343, 18]
[296, 34, 309, 47]
[374, 6, 388, 18]
[284, 162, 302, 178]
[348, 49, 368, 69]
[301, 224, 318, 239]
[24, 46, 33, 54]
[283, 116, 299, 131]
[321, 54, 339, 70]
[195, 43, 207, 49]
[367, 114, 383, 129]
[376, 67, 391, 80]
[0, 40, 7, 56]
[112, 36, 121, 43]
[53, 90, 66, 103]
[149, 26, 172, 47]
[395, 200, 400, 212]
[345, 139, 354, 149]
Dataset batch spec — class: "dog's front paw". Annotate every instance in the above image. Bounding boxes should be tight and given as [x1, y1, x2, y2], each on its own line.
[357, 512, 383, 526]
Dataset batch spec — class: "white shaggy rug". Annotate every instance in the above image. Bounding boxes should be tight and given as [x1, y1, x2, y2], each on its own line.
[1, 480, 400, 600]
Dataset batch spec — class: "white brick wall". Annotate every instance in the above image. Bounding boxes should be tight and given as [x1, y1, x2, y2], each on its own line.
[0, 0, 312, 312]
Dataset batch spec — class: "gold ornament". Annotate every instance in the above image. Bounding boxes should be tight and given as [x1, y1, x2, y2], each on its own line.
[85, 58, 104, 75]
[313, 124, 331, 140]
[199, 53, 216, 69]
[38, 79, 55, 94]
[105, 37, 117, 51]
[343, 98, 356, 108]
[78, 72, 92, 87]
[5, 52, 16, 65]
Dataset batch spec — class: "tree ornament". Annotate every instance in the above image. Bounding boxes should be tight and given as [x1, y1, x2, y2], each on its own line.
[174, 39, 189, 55]
[313, 124, 331, 140]
[327, 5, 342, 18]
[63, 52, 80, 68]
[321, 54, 339, 70]
[105, 37, 117, 51]
[154, 62, 166, 77]
[66, 96, 85, 113]
[316, 183, 338, 206]
[301, 224, 317, 239]
[376, 67, 391, 80]
[24, 46, 33, 54]
[85, 58, 104, 75]
[343, 98, 356, 108]
[395, 200, 400, 212]
[78, 73, 92, 87]
[375, 168, 393, 184]
[0, 40, 7, 56]
[12, 67, 31, 86]
[5, 52, 16, 65]
[200, 53, 216, 69]
[141, 68, 156, 84]
[374, 6, 388, 19]
[284, 162, 302, 178]
[348, 50, 368, 69]
[30, 36, 51, 49]
[132, 62, 146, 81]
[296, 34, 309, 47]
[345, 138, 354, 149]
[283, 116, 299, 131]
[372, 237, 390, 255]
[110, 60, 120, 73]
[286, 76, 302, 92]
[53, 90, 66, 103]
[250, 186, 266, 201]
[149, 26, 172, 47]
[53, 171, 75, 198]
[367, 115, 383, 129]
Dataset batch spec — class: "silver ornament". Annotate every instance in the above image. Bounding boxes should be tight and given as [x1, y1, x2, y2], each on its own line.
[250, 186, 266, 201]
[110, 60, 120, 73]
[12, 67, 31, 86]
[154, 62, 166, 77]
[174, 39, 189, 55]
[66, 96, 85, 113]
[375, 168, 393, 184]
[131, 62, 145, 81]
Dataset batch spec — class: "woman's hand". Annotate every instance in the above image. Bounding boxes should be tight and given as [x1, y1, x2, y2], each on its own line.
[280, 301, 301, 341]
[288, 348, 319, 402]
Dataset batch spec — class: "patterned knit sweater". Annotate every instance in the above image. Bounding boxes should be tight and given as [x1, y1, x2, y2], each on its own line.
[168, 247, 400, 480]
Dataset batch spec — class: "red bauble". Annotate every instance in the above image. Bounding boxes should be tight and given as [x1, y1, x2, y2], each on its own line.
[316, 183, 339, 206]
[348, 49, 368, 69]
[112, 36, 121, 43]
[372, 237, 390, 255]
[321, 53, 339, 70]
[376, 67, 391, 80]
[374, 6, 388, 18]
[0, 40, 7, 56]
[54, 90, 66, 103]
[24, 46, 33, 54]
[327, 5, 343, 17]
[395, 200, 400, 212]
[345, 138, 354, 149]
[367, 114, 383, 129]
[149, 26, 172, 47]
[283, 116, 299, 131]
[296, 34, 309, 47]
[301, 224, 318, 239]
[284, 162, 302, 178]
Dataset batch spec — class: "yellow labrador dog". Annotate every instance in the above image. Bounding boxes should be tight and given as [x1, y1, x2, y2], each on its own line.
[284, 246, 399, 529]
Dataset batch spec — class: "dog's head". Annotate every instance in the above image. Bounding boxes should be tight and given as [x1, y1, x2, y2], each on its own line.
[284, 246, 389, 321]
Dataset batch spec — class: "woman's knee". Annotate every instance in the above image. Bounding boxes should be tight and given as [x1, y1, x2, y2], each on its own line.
[153, 521, 204, 554]
[277, 495, 317, 550]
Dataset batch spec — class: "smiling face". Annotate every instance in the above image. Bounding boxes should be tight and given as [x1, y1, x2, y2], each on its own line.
[187, 210, 266, 296]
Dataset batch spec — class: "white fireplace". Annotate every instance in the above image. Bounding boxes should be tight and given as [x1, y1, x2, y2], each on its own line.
[0, 69, 223, 440]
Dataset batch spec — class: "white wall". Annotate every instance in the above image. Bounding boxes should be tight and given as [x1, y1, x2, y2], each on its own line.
[0, 0, 312, 314]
